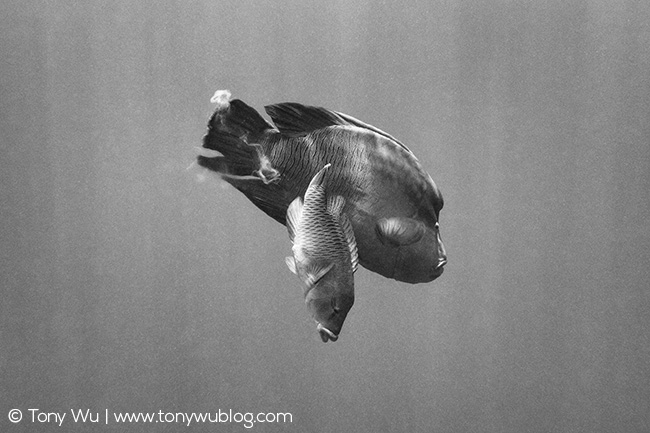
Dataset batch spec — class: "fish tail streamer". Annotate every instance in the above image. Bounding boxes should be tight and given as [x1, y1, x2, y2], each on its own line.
[197, 91, 290, 224]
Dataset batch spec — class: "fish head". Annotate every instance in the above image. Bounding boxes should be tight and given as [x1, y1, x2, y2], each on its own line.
[375, 210, 447, 283]
[407, 180, 447, 282]
[303, 266, 355, 342]
[393, 221, 447, 283]
[307, 290, 355, 342]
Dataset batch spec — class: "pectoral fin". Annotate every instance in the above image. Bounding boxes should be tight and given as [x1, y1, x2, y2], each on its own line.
[328, 195, 358, 272]
[304, 261, 334, 289]
[286, 197, 303, 243]
[327, 195, 345, 217]
[376, 217, 426, 247]
[285, 256, 297, 274]
[340, 213, 359, 272]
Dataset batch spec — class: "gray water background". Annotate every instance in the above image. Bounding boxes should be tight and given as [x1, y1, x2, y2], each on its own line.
[2, 1, 649, 432]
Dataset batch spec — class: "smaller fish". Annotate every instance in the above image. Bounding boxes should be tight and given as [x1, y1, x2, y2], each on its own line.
[285, 164, 358, 342]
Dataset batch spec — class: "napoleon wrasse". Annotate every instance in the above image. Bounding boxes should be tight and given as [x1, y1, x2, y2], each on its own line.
[197, 90, 446, 284]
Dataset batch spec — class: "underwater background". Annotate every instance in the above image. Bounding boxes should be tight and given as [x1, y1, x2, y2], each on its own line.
[2, 1, 649, 432]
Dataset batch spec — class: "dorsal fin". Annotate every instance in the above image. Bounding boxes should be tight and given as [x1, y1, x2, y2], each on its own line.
[335, 111, 412, 153]
[264, 103, 349, 137]
[265, 102, 414, 155]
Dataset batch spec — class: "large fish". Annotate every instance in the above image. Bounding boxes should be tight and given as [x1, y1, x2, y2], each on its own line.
[198, 90, 446, 283]
[285, 163, 357, 342]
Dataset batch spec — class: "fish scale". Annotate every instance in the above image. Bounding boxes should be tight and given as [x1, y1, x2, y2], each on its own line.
[269, 128, 371, 201]
[294, 183, 349, 261]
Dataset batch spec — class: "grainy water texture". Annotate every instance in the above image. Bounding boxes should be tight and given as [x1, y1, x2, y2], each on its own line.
[1, 1, 649, 432]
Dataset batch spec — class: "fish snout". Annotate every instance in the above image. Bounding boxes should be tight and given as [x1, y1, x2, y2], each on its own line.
[317, 323, 339, 342]
[430, 257, 446, 279]
[433, 222, 447, 275]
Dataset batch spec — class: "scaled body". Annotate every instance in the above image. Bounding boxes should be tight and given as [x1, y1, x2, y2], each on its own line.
[285, 164, 357, 342]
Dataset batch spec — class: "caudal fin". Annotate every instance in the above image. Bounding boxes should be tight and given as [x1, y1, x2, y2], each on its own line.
[197, 91, 289, 225]
[197, 90, 275, 179]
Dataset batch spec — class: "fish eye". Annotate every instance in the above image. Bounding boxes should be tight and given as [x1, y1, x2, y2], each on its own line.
[331, 299, 340, 314]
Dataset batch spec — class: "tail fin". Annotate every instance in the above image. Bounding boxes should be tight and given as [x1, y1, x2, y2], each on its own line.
[197, 90, 275, 179]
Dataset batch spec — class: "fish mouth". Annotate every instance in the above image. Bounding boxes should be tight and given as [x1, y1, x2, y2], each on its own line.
[430, 258, 447, 278]
[316, 323, 339, 342]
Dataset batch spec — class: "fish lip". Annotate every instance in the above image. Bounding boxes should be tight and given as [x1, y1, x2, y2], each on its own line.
[316, 323, 339, 342]
[429, 261, 446, 279]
